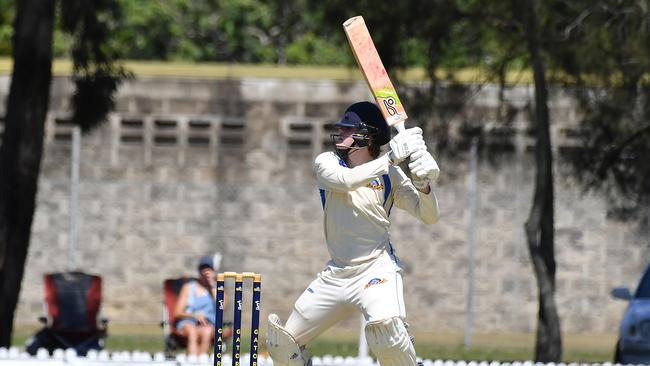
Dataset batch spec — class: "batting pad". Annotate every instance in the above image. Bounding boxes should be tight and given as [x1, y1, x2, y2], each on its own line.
[365, 317, 418, 366]
[266, 313, 312, 366]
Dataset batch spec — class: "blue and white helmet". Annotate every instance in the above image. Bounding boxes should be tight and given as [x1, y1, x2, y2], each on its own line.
[334, 101, 391, 147]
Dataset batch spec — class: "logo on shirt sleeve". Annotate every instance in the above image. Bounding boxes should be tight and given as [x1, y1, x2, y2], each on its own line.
[364, 278, 387, 289]
[366, 179, 385, 191]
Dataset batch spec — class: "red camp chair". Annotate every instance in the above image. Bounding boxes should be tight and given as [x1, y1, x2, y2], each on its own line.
[161, 277, 231, 355]
[25, 271, 108, 356]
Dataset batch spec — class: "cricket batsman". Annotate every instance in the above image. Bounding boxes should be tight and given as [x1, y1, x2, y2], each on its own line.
[266, 101, 440, 366]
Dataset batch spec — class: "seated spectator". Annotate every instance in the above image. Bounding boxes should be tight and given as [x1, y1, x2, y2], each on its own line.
[173, 255, 218, 355]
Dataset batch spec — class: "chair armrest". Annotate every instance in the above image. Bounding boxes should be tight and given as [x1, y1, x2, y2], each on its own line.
[161, 303, 171, 335]
[99, 317, 109, 329]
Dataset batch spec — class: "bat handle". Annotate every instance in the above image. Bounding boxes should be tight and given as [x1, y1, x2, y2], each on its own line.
[394, 122, 405, 133]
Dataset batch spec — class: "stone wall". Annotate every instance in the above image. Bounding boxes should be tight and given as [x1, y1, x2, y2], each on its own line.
[2, 75, 647, 335]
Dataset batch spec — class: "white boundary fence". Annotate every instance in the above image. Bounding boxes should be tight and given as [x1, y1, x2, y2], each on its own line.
[0, 347, 624, 366]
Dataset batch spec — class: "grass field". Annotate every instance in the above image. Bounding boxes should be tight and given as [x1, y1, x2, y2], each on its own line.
[12, 323, 616, 363]
[0, 57, 532, 84]
[2, 58, 648, 86]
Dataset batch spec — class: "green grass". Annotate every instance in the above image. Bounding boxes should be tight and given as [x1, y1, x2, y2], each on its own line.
[409, 332, 617, 363]
[0, 57, 528, 84]
[12, 323, 164, 354]
[2, 57, 648, 86]
[12, 324, 39, 347]
[13, 323, 617, 363]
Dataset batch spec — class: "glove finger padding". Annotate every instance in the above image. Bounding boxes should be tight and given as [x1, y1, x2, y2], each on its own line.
[408, 151, 440, 182]
[412, 166, 428, 179]
[408, 149, 428, 161]
[389, 130, 426, 164]
[392, 128, 423, 146]
[402, 127, 423, 136]
[405, 139, 426, 153]
[408, 153, 430, 172]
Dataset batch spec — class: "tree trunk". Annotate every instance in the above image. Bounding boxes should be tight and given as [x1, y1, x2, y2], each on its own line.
[0, 0, 55, 347]
[522, 0, 562, 362]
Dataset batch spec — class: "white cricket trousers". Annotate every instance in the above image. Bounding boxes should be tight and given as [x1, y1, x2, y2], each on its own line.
[284, 251, 406, 345]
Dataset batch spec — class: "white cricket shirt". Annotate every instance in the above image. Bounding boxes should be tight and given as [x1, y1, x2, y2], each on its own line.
[314, 151, 439, 266]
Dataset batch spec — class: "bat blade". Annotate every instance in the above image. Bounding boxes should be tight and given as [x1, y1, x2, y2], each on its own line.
[343, 16, 407, 130]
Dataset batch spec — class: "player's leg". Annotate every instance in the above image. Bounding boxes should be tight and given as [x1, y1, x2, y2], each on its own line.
[176, 319, 199, 355]
[284, 300, 355, 345]
[358, 257, 406, 322]
[355, 254, 417, 366]
[197, 324, 213, 355]
[267, 272, 354, 366]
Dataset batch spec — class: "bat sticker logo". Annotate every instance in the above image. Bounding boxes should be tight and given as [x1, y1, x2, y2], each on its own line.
[383, 97, 398, 116]
[375, 89, 401, 117]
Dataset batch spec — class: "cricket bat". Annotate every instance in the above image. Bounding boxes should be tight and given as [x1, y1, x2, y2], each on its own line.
[343, 16, 407, 132]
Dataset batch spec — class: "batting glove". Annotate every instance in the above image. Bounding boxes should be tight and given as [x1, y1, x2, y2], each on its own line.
[408, 149, 440, 184]
[388, 127, 425, 164]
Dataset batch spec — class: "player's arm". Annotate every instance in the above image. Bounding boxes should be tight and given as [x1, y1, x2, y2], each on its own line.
[315, 128, 424, 192]
[315, 152, 391, 192]
[173, 283, 194, 320]
[392, 167, 440, 225]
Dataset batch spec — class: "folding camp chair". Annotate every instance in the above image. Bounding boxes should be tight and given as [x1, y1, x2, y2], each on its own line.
[25, 271, 108, 356]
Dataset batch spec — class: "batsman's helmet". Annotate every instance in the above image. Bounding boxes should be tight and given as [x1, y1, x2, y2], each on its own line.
[334, 101, 391, 147]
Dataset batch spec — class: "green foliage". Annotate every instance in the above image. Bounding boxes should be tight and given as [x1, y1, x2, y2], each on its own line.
[540, 0, 650, 219]
[285, 32, 350, 65]
[1, 0, 648, 217]
[59, 0, 132, 131]
[110, 1, 180, 60]
[0, 0, 131, 131]
[108, 0, 321, 63]
[0, 0, 13, 55]
[214, 0, 274, 62]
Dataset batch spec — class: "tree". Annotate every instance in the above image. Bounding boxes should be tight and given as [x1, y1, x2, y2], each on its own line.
[471, 0, 650, 359]
[0, 0, 128, 346]
[521, 0, 561, 360]
[546, 0, 650, 227]
[0, 0, 55, 347]
[461, 1, 562, 360]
